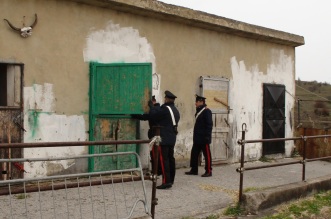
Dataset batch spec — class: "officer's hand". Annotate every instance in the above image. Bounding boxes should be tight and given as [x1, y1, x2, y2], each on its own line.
[148, 100, 154, 108]
[131, 114, 138, 119]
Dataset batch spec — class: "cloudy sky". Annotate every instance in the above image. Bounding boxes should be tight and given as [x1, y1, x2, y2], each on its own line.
[159, 0, 331, 84]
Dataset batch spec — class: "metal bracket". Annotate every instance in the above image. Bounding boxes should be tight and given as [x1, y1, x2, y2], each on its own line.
[13, 121, 27, 132]
[236, 167, 245, 173]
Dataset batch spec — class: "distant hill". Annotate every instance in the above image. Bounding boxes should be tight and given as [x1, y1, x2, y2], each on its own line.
[295, 80, 331, 129]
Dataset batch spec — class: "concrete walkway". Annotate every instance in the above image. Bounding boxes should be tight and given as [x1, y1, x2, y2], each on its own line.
[146, 158, 331, 219]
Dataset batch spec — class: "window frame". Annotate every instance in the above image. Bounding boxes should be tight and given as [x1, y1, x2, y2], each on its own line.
[0, 62, 24, 110]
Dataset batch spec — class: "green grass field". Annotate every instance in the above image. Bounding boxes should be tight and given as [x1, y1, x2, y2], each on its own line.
[295, 80, 331, 129]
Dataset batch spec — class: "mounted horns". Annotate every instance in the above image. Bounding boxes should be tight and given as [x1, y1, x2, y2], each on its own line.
[4, 14, 38, 37]
[3, 18, 21, 32]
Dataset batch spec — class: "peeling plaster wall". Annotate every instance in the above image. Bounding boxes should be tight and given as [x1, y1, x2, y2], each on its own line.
[23, 84, 87, 178]
[83, 22, 155, 66]
[229, 50, 295, 162]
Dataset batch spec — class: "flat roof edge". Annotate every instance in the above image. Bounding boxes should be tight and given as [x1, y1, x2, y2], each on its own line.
[69, 0, 305, 47]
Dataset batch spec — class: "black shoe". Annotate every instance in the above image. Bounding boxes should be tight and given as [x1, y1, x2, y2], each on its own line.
[201, 172, 212, 177]
[185, 171, 198, 175]
[156, 183, 172, 189]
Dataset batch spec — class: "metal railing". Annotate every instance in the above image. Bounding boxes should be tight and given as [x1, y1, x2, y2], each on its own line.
[0, 135, 165, 219]
[236, 123, 331, 203]
[0, 152, 151, 219]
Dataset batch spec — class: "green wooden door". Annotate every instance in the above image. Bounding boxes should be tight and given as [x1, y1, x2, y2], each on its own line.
[90, 116, 138, 171]
[89, 63, 152, 172]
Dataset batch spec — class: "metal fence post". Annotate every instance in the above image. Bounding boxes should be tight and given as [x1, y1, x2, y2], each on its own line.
[302, 128, 307, 181]
[237, 123, 247, 203]
[150, 126, 161, 219]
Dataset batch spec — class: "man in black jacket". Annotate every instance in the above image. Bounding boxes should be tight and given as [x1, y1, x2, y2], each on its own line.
[185, 95, 213, 177]
[132, 96, 162, 175]
[132, 96, 158, 138]
[149, 90, 180, 189]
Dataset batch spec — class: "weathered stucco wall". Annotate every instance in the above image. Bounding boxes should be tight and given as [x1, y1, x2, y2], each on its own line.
[0, 0, 301, 177]
[23, 83, 87, 177]
[229, 50, 295, 162]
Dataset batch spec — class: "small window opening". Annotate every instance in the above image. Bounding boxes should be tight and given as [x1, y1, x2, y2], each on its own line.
[0, 63, 22, 107]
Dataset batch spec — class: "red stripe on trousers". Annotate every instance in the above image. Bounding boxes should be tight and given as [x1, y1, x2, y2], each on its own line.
[205, 144, 211, 173]
[158, 147, 166, 184]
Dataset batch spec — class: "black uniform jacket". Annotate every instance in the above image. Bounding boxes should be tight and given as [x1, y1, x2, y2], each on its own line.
[149, 102, 180, 145]
[193, 104, 213, 144]
[134, 103, 160, 139]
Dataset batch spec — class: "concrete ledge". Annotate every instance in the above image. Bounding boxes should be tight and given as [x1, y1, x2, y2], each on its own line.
[133, 216, 152, 219]
[242, 175, 331, 214]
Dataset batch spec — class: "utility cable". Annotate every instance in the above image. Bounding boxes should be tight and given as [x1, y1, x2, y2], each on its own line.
[295, 84, 329, 101]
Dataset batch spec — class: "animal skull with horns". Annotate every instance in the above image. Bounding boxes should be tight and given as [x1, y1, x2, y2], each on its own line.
[4, 14, 38, 38]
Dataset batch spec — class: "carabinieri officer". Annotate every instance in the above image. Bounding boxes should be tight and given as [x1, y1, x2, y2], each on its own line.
[185, 94, 213, 177]
[149, 90, 180, 189]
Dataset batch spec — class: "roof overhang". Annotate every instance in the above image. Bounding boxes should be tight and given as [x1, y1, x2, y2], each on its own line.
[68, 0, 305, 47]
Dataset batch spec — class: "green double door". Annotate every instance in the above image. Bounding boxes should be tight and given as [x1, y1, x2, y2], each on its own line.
[89, 63, 152, 172]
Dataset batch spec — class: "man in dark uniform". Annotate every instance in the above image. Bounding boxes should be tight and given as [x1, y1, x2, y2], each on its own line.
[132, 96, 162, 175]
[149, 90, 180, 189]
[185, 95, 213, 177]
[132, 96, 158, 138]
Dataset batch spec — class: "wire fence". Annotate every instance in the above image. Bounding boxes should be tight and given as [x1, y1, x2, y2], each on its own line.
[0, 152, 151, 219]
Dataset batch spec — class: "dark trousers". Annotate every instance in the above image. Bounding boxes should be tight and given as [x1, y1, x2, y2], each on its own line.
[150, 146, 162, 175]
[159, 145, 176, 184]
[190, 143, 212, 173]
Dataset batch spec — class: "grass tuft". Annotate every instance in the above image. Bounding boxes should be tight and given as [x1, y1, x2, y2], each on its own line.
[15, 193, 29, 199]
[223, 203, 245, 216]
[261, 190, 331, 219]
